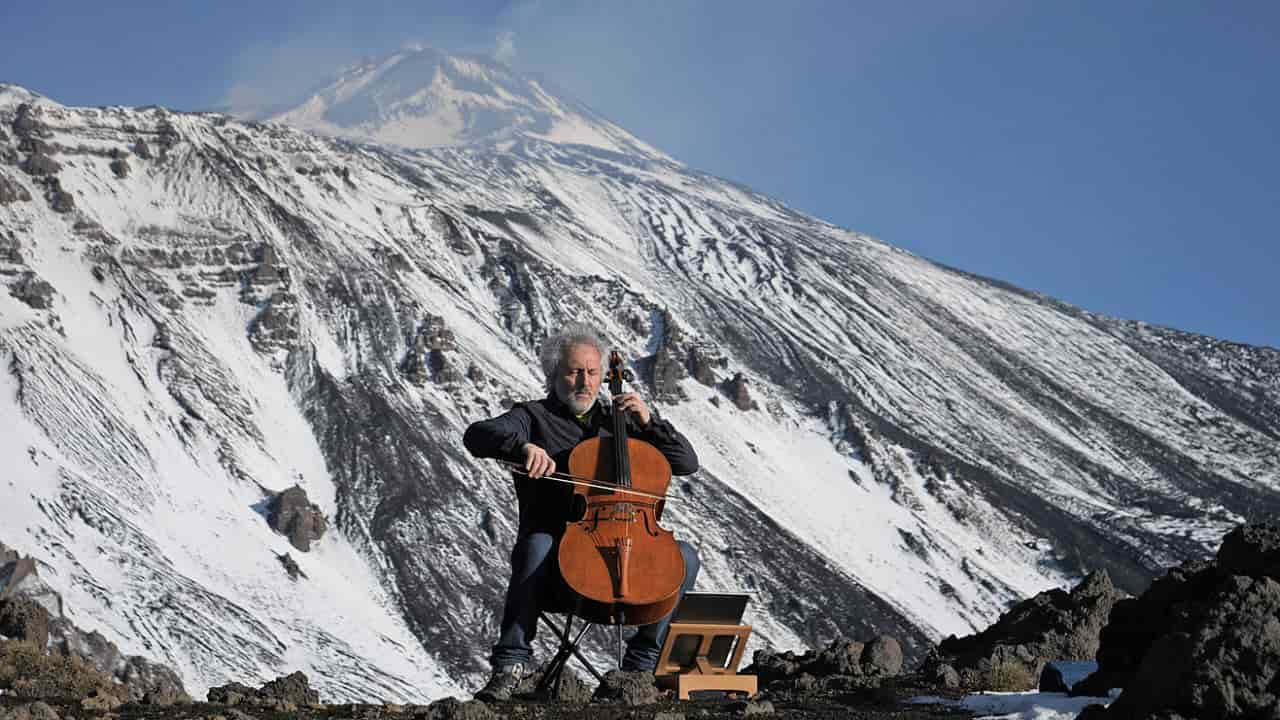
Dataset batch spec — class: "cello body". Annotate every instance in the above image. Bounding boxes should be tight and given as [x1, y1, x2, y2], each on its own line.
[556, 353, 685, 626]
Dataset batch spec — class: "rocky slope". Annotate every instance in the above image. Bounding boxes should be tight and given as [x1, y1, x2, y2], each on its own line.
[0, 63, 1278, 704]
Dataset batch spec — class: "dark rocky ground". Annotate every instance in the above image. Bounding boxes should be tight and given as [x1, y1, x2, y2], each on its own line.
[5, 523, 1280, 720]
[0, 676, 976, 720]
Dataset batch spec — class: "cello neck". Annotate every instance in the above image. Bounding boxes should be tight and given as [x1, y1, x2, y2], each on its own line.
[607, 351, 632, 489]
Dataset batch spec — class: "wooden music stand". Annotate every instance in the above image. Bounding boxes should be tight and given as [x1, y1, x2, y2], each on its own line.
[655, 593, 758, 700]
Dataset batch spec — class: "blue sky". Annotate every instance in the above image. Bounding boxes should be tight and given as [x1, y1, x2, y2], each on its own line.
[3, 1, 1277, 348]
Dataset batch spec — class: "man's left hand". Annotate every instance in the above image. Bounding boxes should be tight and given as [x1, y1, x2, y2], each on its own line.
[613, 392, 651, 426]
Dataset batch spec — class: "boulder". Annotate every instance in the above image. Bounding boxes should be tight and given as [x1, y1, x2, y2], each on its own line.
[1073, 522, 1280, 719]
[723, 372, 758, 411]
[1072, 559, 1218, 697]
[120, 654, 190, 704]
[109, 157, 130, 178]
[417, 697, 496, 720]
[208, 671, 318, 706]
[861, 635, 903, 676]
[1216, 522, 1280, 578]
[514, 661, 592, 703]
[267, 485, 328, 552]
[277, 553, 306, 580]
[207, 681, 257, 705]
[929, 569, 1123, 690]
[591, 669, 662, 705]
[743, 635, 906, 694]
[1100, 575, 1280, 719]
[259, 670, 320, 705]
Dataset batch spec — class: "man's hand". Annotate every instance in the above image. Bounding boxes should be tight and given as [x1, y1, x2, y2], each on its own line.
[613, 392, 652, 426]
[522, 443, 555, 479]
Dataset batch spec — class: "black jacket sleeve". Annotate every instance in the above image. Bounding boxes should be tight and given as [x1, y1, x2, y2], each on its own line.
[631, 411, 699, 476]
[463, 405, 533, 462]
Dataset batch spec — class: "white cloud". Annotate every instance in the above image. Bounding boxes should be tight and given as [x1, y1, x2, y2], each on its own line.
[494, 31, 517, 66]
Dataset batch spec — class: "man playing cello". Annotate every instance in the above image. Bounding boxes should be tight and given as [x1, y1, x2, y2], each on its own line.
[463, 322, 701, 701]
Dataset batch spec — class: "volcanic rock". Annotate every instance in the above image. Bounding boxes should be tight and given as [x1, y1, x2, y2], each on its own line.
[42, 178, 74, 213]
[267, 485, 328, 552]
[927, 569, 1123, 690]
[1075, 522, 1280, 719]
[514, 662, 592, 703]
[208, 671, 319, 706]
[48, 616, 190, 703]
[0, 597, 49, 647]
[724, 372, 757, 411]
[19, 152, 59, 177]
[744, 634, 906, 693]
[8, 272, 55, 310]
[416, 697, 496, 720]
[591, 669, 662, 705]
[862, 635, 904, 677]
[0, 702, 60, 720]
[0, 172, 31, 204]
[11, 104, 50, 139]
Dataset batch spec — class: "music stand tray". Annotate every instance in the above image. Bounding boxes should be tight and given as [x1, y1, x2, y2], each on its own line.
[655, 592, 758, 700]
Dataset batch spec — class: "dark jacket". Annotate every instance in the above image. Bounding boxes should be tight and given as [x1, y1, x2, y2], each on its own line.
[464, 393, 698, 536]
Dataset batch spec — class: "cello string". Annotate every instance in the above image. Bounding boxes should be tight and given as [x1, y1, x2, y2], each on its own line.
[494, 460, 671, 502]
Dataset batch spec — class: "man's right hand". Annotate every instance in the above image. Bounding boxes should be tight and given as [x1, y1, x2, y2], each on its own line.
[522, 443, 555, 479]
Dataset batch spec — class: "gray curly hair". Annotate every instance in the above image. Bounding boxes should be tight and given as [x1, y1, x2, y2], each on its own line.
[540, 322, 609, 394]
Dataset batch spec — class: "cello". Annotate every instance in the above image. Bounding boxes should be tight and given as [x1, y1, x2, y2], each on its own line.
[556, 351, 686, 626]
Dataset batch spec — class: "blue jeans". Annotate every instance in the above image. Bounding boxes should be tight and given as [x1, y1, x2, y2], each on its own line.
[490, 532, 700, 672]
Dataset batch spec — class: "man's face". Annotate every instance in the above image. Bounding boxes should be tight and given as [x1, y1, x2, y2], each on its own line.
[555, 343, 603, 414]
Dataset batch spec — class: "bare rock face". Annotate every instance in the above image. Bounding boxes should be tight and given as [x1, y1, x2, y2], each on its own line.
[0, 172, 31, 204]
[132, 138, 152, 160]
[248, 290, 299, 352]
[403, 315, 460, 385]
[9, 272, 56, 310]
[1076, 522, 1280, 719]
[267, 485, 328, 552]
[926, 570, 1124, 691]
[0, 596, 50, 647]
[724, 372, 758, 411]
[687, 343, 727, 386]
[41, 177, 74, 213]
[276, 553, 306, 581]
[48, 617, 190, 704]
[11, 104, 50, 139]
[0, 232, 25, 266]
[19, 152, 60, 177]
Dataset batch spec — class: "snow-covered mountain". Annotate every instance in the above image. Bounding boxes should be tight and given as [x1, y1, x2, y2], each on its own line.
[234, 45, 665, 160]
[1, 52, 1277, 705]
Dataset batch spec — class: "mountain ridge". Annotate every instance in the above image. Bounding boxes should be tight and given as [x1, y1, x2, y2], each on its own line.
[1, 60, 1277, 703]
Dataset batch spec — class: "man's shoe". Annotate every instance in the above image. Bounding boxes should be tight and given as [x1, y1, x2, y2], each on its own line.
[475, 663, 525, 702]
